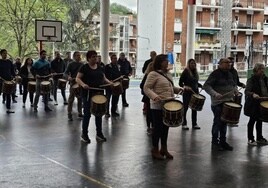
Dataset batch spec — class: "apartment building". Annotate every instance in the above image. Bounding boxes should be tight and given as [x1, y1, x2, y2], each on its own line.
[90, 14, 137, 67]
[137, 0, 268, 76]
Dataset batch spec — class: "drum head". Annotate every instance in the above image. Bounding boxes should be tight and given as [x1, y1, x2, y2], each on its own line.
[225, 102, 241, 108]
[28, 81, 36, 85]
[72, 83, 79, 88]
[193, 94, 205, 99]
[113, 82, 121, 87]
[41, 81, 50, 85]
[59, 78, 67, 82]
[92, 95, 107, 104]
[163, 100, 182, 111]
[260, 101, 268, 108]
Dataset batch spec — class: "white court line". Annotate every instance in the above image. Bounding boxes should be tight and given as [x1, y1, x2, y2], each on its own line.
[0, 135, 112, 188]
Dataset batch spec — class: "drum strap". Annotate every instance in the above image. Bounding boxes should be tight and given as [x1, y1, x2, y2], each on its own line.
[155, 71, 174, 86]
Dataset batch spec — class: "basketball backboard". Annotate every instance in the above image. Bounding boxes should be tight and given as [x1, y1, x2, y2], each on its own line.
[35, 20, 62, 42]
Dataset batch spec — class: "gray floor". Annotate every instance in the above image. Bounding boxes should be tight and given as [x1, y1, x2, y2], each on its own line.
[1, 80, 268, 188]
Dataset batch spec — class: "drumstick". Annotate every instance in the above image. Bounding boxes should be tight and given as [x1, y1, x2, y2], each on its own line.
[259, 97, 268, 100]
[238, 87, 243, 91]
[113, 76, 123, 82]
[221, 90, 234, 97]
[199, 88, 203, 93]
[88, 87, 105, 91]
[100, 83, 113, 87]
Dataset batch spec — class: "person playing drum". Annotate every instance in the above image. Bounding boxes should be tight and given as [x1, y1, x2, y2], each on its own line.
[0, 49, 16, 113]
[50, 51, 67, 105]
[76, 50, 113, 144]
[64, 51, 83, 121]
[179, 59, 203, 130]
[104, 54, 122, 117]
[244, 63, 268, 146]
[144, 54, 183, 160]
[203, 58, 238, 151]
[32, 50, 52, 112]
[19, 57, 35, 108]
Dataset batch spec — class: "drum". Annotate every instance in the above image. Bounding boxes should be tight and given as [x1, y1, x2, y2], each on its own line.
[260, 101, 268, 122]
[221, 102, 242, 125]
[40, 81, 51, 95]
[162, 100, 183, 127]
[122, 78, 129, 90]
[72, 83, 81, 98]
[15, 75, 22, 84]
[27, 81, 36, 93]
[57, 78, 67, 89]
[233, 92, 242, 104]
[112, 81, 123, 95]
[90, 94, 107, 116]
[189, 94, 206, 111]
[2, 81, 16, 94]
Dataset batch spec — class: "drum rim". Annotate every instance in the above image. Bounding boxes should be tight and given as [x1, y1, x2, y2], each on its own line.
[224, 101, 242, 108]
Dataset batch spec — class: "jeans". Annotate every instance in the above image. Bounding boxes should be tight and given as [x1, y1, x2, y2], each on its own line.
[53, 78, 67, 102]
[247, 117, 263, 141]
[151, 109, 169, 148]
[211, 104, 227, 144]
[22, 81, 34, 104]
[82, 96, 102, 136]
[106, 89, 119, 114]
[121, 89, 127, 104]
[182, 93, 197, 126]
[67, 85, 82, 115]
[34, 79, 49, 109]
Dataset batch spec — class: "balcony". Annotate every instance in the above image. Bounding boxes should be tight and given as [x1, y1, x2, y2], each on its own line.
[232, 1, 264, 12]
[175, 0, 183, 10]
[195, 40, 221, 51]
[173, 41, 181, 53]
[231, 43, 263, 53]
[264, 24, 268, 35]
[231, 22, 263, 33]
[196, 0, 222, 8]
[174, 21, 182, 33]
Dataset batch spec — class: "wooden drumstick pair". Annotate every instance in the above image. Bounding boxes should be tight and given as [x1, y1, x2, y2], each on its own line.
[99, 76, 123, 88]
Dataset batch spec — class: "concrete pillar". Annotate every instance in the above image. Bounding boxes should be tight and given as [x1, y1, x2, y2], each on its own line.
[186, 0, 196, 61]
[100, 0, 110, 64]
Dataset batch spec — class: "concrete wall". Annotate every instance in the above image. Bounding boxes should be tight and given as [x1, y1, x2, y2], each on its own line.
[136, 0, 164, 77]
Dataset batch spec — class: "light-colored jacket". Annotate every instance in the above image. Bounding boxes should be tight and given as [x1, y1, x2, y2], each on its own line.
[144, 71, 181, 109]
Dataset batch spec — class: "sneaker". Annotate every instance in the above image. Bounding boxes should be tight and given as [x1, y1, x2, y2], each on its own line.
[257, 138, 268, 145]
[45, 107, 52, 112]
[34, 108, 38, 113]
[123, 103, 129, 107]
[68, 114, 73, 121]
[6, 109, 15, 114]
[112, 112, 120, 117]
[30, 103, 34, 107]
[193, 125, 201, 130]
[2, 100, 5, 104]
[220, 142, 233, 151]
[22, 103, 25, 108]
[54, 101, 58, 105]
[147, 128, 152, 135]
[49, 98, 53, 101]
[81, 134, 91, 143]
[105, 113, 111, 118]
[64, 101, 68, 105]
[96, 134, 107, 142]
[248, 140, 257, 146]
[12, 100, 17, 103]
[182, 125, 189, 130]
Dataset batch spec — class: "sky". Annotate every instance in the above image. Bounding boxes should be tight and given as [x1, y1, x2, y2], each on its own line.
[110, 0, 137, 12]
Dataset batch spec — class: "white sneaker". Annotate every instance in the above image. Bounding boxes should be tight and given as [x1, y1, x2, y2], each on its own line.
[54, 101, 58, 105]
[248, 140, 257, 146]
[182, 125, 189, 130]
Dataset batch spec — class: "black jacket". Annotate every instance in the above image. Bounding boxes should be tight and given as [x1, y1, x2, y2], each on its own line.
[244, 75, 268, 118]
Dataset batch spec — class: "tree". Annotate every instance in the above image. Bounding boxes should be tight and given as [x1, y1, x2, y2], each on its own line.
[110, 3, 136, 16]
[0, 0, 68, 60]
[58, 0, 100, 51]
